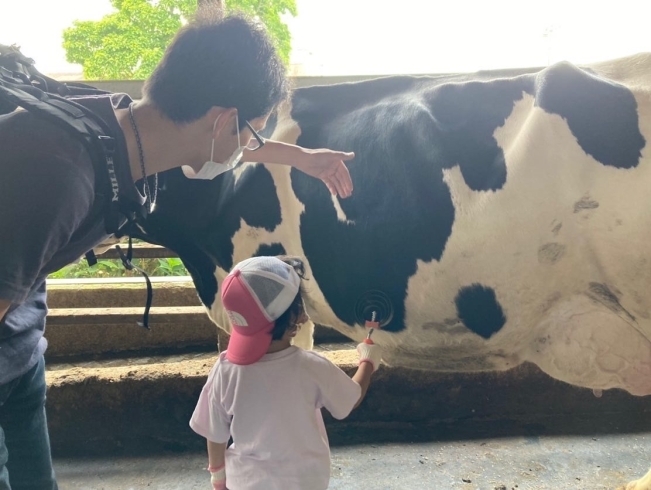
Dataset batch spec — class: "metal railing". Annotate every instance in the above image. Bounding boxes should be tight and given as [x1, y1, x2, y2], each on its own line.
[71, 74, 423, 99]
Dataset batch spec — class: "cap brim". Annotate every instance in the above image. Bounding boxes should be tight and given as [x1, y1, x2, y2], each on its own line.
[225, 323, 274, 365]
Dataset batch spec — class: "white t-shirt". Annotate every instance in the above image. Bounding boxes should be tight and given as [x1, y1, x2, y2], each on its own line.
[190, 346, 362, 490]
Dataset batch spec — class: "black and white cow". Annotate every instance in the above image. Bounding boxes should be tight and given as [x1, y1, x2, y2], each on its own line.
[137, 53, 651, 489]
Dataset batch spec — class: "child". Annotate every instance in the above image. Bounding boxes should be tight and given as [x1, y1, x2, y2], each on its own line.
[190, 255, 383, 490]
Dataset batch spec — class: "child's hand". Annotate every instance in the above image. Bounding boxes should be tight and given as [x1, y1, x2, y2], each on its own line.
[356, 342, 383, 372]
[209, 464, 226, 490]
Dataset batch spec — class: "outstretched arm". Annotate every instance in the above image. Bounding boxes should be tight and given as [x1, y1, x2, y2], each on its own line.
[243, 140, 355, 198]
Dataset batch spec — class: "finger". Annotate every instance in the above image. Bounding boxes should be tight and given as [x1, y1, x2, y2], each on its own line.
[323, 178, 337, 196]
[339, 151, 355, 162]
[325, 151, 355, 162]
[336, 163, 353, 197]
[330, 172, 348, 198]
[336, 175, 350, 198]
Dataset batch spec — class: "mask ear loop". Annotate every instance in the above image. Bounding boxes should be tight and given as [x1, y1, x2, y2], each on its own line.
[220, 112, 243, 171]
[231, 113, 241, 169]
[208, 114, 222, 164]
[210, 112, 241, 167]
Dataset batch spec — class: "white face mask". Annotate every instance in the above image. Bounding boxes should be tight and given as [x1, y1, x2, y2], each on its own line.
[182, 113, 244, 180]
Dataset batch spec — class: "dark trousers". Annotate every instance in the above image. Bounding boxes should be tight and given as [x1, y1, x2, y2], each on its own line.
[0, 356, 57, 490]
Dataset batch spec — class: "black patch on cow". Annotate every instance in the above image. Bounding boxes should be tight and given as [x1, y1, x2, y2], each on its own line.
[139, 164, 282, 305]
[535, 62, 645, 169]
[587, 282, 635, 321]
[455, 284, 506, 339]
[128, 224, 219, 308]
[288, 75, 531, 332]
[538, 243, 565, 265]
[253, 242, 286, 257]
[551, 220, 562, 235]
[290, 98, 456, 332]
[230, 166, 282, 233]
[424, 76, 534, 191]
[176, 244, 219, 307]
[573, 195, 599, 213]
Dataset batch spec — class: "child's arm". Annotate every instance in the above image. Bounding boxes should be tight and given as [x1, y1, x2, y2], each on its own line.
[207, 441, 227, 490]
[314, 343, 382, 420]
[351, 361, 375, 409]
[351, 342, 383, 409]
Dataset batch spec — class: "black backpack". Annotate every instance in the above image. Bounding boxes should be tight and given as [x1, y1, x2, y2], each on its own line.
[0, 43, 131, 234]
[0, 44, 154, 326]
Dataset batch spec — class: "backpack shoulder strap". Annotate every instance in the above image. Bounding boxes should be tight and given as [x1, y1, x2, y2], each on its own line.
[0, 50, 137, 235]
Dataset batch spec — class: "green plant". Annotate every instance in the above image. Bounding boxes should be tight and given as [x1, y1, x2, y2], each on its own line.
[153, 257, 187, 276]
[47, 257, 189, 279]
[62, 0, 297, 80]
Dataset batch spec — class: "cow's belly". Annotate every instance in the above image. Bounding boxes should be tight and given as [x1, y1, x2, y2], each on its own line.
[382, 291, 651, 396]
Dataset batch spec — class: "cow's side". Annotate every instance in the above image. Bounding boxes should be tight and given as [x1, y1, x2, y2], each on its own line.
[146, 54, 651, 398]
[258, 53, 651, 397]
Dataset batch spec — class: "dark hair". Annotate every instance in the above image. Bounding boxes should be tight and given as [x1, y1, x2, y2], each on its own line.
[271, 256, 307, 341]
[143, 7, 290, 125]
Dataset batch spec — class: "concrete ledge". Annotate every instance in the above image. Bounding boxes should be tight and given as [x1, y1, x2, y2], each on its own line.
[45, 306, 350, 358]
[48, 277, 191, 284]
[45, 352, 651, 456]
[47, 279, 199, 309]
[46, 307, 217, 358]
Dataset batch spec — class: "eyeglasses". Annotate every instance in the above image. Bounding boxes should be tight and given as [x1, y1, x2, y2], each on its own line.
[244, 120, 265, 151]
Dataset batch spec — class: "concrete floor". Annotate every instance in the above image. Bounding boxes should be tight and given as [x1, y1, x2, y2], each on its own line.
[54, 431, 651, 490]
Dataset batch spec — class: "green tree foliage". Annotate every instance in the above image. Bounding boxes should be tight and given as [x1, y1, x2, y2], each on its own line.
[63, 0, 297, 80]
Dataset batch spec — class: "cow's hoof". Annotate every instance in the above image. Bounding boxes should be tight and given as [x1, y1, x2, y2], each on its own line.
[620, 467, 651, 490]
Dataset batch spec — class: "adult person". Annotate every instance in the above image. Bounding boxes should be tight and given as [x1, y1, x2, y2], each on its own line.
[0, 8, 354, 489]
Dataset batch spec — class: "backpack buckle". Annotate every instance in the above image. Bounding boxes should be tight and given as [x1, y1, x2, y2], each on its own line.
[98, 134, 116, 154]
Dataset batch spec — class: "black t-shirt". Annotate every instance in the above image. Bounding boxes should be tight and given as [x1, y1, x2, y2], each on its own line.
[0, 93, 143, 384]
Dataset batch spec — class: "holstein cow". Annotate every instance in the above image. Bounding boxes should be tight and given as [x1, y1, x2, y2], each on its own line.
[135, 53, 651, 489]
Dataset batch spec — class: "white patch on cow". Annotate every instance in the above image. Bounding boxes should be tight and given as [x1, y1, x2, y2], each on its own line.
[331, 195, 355, 224]
[292, 319, 316, 351]
[207, 101, 359, 349]
[232, 162, 250, 185]
[526, 295, 651, 395]
[389, 84, 651, 395]
[624, 466, 651, 490]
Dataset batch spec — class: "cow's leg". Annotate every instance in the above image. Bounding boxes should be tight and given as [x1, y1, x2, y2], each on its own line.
[525, 295, 651, 396]
[620, 467, 651, 490]
[292, 319, 315, 350]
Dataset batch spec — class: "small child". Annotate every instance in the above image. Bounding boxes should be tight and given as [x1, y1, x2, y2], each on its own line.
[190, 255, 383, 490]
